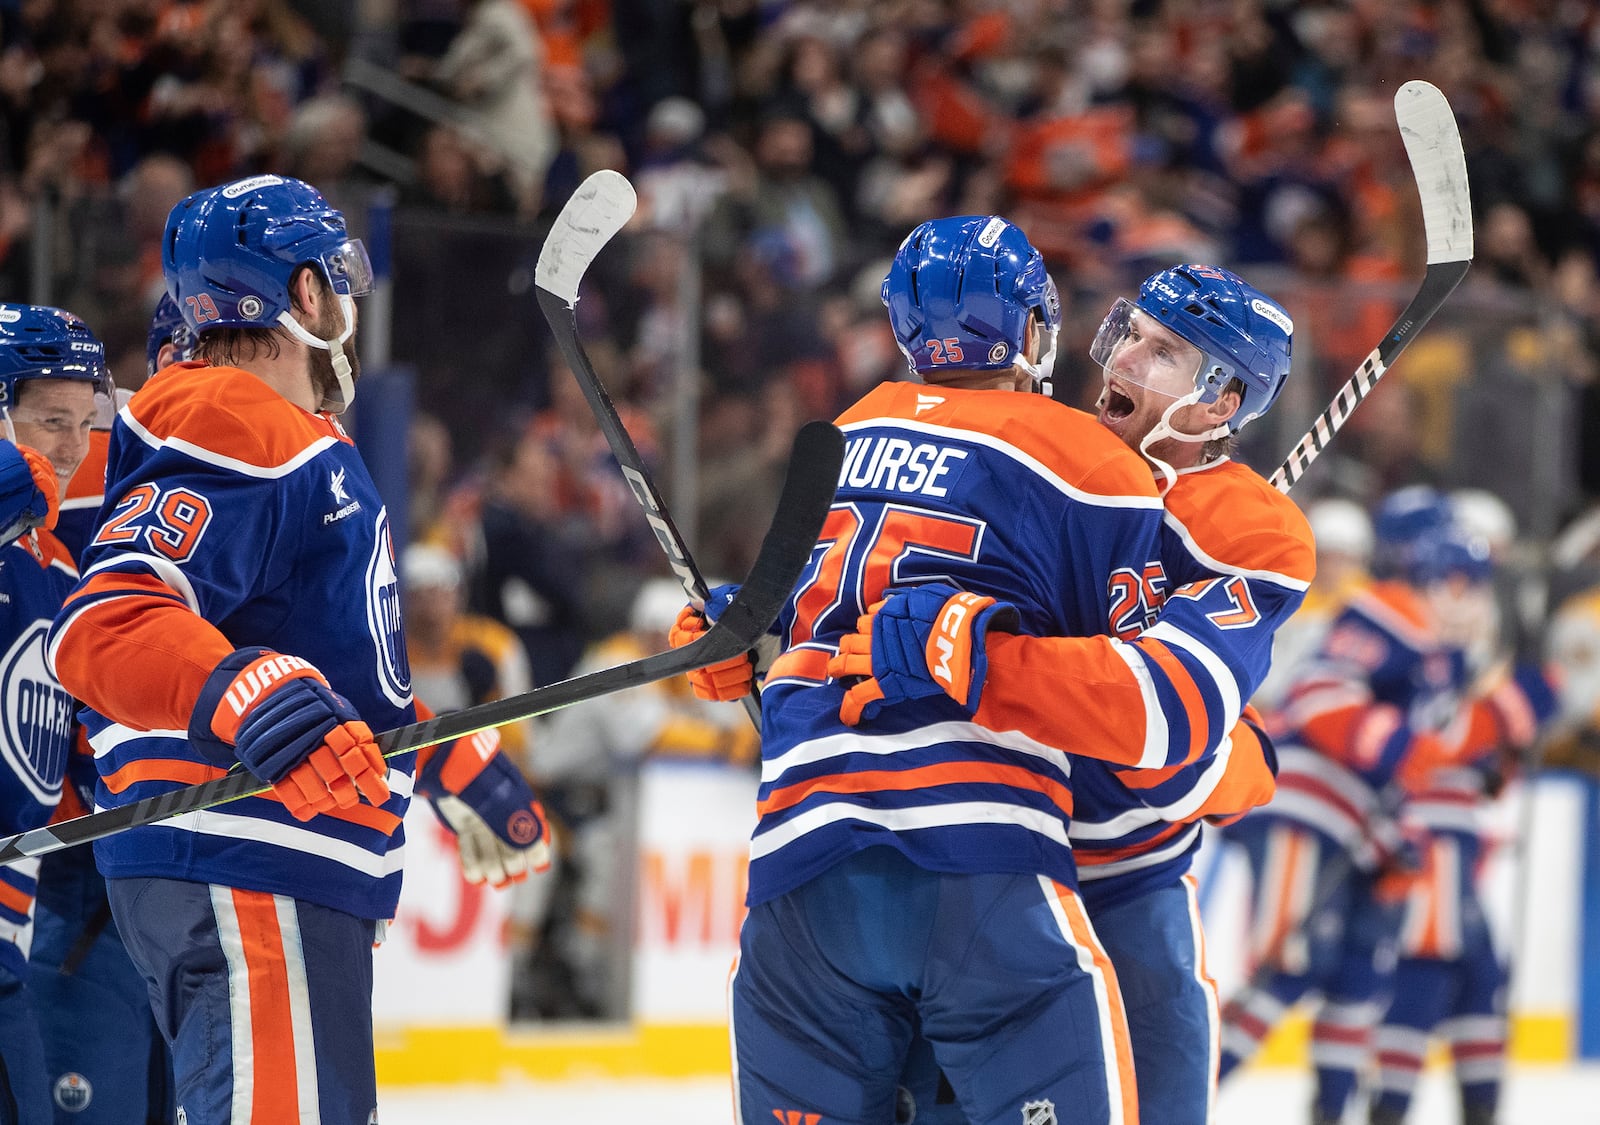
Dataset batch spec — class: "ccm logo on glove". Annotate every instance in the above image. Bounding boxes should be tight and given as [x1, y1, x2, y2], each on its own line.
[929, 592, 989, 704]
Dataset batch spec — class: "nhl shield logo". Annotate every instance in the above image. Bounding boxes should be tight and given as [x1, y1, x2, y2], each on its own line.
[1020, 1099, 1057, 1125]
[53, 1072, 92, 1112]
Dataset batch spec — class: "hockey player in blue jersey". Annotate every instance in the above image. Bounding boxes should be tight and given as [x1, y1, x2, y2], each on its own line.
[848, 264, 1311, 1125]
[45, 175, 551, 1125]
[673, 215, 1162, 1123]
[1216, 491, 1554, 1125]
[0, 304, 111, 1125]
[1367, 529, 1556, 1125]
[19, 303, 181, 1125]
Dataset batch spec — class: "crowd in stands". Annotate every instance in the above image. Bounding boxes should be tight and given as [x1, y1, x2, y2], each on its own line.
[7, 0, 1600, 1017]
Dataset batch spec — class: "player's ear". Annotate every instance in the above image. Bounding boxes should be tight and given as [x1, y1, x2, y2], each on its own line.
[1205, 383, 1242, 427]
[288, 265, 323, 319]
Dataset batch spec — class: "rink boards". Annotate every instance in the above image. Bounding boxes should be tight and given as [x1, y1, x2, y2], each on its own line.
[372, 761, 1600, 1083]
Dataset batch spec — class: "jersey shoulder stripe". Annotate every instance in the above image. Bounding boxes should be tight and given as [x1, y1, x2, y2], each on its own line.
[1163, 462, 1315, 589]
[124, 362, 345, 476]
[837, 384, 1160, 508]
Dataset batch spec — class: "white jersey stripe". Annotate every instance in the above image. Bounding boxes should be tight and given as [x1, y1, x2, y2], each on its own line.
[122, 405, 340, 479]
[1162, 508, 1312, 592]
[153, 812, 408, 879]
[749, 799, 1071, 861]
[272, 896, 322, 1124]
[1041, 881, 1129, 1125]
[1077, 823, 1202, 881]
[760, 720, 1073, 785]
[1070, 736, 1232, 840]
[1108, 639, 1167, 769]
[1147, 619, 1244, 736]
[210, 885, 255, 1125]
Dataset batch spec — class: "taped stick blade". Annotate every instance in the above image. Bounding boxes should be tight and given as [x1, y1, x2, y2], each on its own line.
[535, 170, 639, 305]
[1395, 80, 1473, 266]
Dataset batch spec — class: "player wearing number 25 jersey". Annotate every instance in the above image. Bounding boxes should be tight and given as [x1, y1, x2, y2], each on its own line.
[706, 216, 1168, 1125]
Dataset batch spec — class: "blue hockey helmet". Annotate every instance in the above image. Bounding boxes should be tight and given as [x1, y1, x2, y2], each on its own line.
[1408, 524, 1493, 587]
[146, 291, 194, 377]
[882, 215, 1061, 386]
[1372, 485, 1454, 580]
[1089, 264, 1293, 433]
[0, 303, 113, 414]
[163, 175, 372, 411]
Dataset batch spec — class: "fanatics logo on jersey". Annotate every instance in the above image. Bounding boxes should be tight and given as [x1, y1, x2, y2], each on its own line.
[1020, 1099, 1057, 1125]
[772, 1112, 821, 1125]
[915, 393, 944, 415]
[53, 1072, 91, 1112]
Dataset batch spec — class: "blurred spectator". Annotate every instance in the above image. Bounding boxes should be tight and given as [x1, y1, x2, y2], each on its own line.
[462, 430, 589, 687]
[701, 110, 848, 291]
[402, 542, 536, 765]
[428, 0, 555, 215]
[280, 93, 374, 213]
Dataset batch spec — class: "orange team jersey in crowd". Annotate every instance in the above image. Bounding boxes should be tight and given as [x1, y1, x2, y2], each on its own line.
[47, 362, 420, 921]
[749, 381, 1167, 905]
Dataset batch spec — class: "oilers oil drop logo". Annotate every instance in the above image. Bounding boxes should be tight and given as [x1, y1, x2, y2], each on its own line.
[1, 621, 71, 805]
[366, 509, 412, 706]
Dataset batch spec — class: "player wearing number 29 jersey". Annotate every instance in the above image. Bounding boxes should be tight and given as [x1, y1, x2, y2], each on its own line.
[49, 361, 418, 917]
[43, 176, 483, 1125]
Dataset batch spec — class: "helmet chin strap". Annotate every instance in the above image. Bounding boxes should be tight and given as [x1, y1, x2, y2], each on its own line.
[278, 292, 358, 414]
[1137, 388, 1233, 492]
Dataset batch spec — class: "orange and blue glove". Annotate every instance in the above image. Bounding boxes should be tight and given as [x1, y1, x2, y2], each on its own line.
[191, 647, 390, 821]
[668, 583, 758, 702]
[0, 443, 58, 547]
[416, 716, 552, 887]
[827, 583, 1019, 726]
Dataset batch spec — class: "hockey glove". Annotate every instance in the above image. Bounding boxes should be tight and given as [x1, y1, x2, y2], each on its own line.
[191, 647, 390, 821]
[828, 583, 1019, 727]
[668, 583, 756, 702]
[416, 723, 552, 887]
[0, 443, 58, 547]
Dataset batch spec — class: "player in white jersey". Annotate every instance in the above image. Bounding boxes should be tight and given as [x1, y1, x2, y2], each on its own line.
[46, 176, 550, 1125]
[0, 304, 111, 1124]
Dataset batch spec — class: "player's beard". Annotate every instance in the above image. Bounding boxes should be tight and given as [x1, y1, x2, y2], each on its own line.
[307, 300, 361, 409]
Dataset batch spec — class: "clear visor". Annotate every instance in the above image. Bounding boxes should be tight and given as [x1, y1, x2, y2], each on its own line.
[1087, 298, 1204, 398]
[317, 239, 374, 298]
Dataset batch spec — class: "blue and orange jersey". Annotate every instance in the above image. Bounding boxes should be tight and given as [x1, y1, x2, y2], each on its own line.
[748, 382, 1166, 905]
[1266, 580, 1465, 855]
[980, 458, 1316, 905]
[46, 362, 418, 921]
[0, 527, 78, 976]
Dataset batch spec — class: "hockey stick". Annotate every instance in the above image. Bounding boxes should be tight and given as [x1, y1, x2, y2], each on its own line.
[0, 421, 844, 867]
[534, 170, 769, 732]
[1270, 80, 1473, 494]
